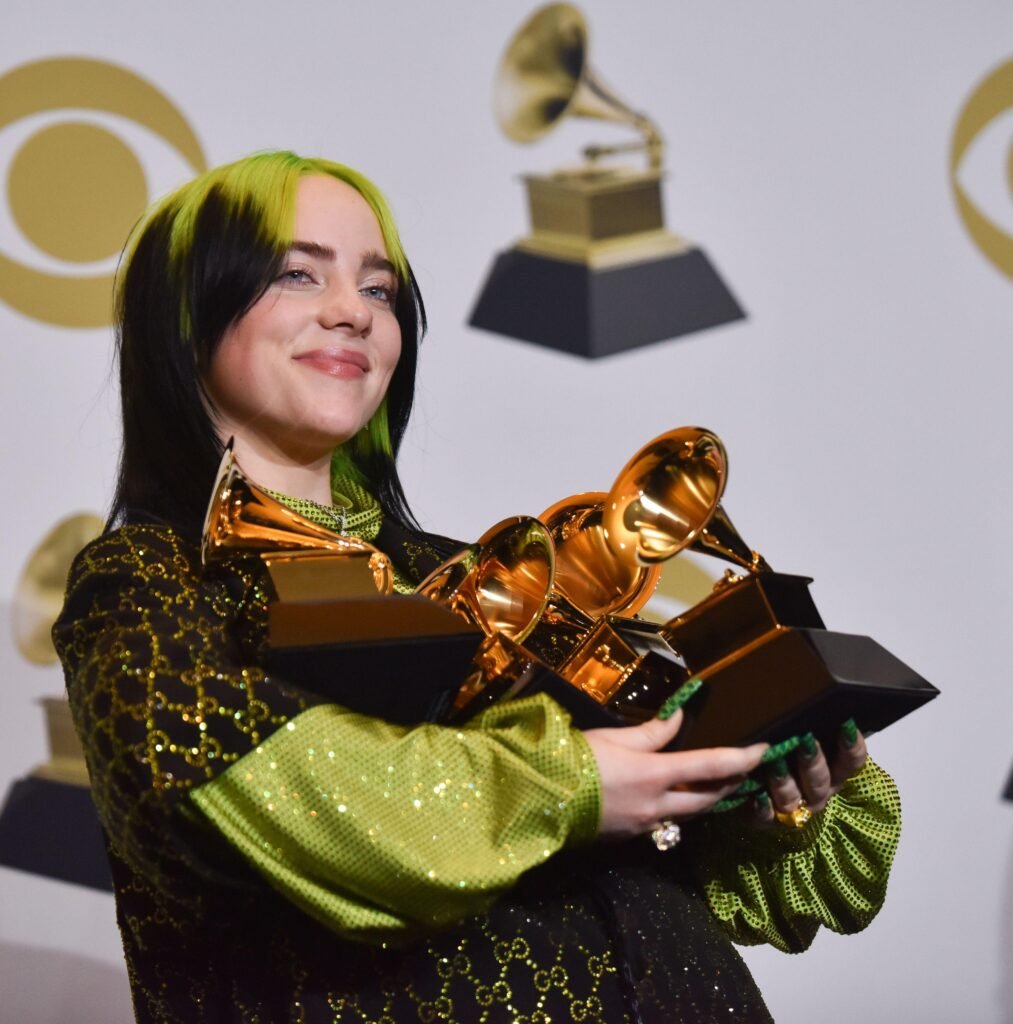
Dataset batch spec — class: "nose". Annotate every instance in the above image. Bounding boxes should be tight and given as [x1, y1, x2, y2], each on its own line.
[319, 284, 372, 336]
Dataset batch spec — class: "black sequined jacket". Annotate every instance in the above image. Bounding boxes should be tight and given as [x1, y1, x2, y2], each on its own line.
[55, 514, 900, 1024]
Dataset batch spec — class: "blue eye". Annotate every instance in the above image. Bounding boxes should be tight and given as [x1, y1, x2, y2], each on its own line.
[278, 267, 314, 285]
[361, 284, 396, 306]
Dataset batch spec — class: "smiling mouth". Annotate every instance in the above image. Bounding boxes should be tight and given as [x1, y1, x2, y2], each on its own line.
[294, 348, 369, 378]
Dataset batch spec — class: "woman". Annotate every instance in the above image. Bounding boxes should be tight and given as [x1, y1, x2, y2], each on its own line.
[55, 151, 900, 1023]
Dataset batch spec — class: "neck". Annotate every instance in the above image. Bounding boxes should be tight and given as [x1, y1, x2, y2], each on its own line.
[225, 433, 335, 505]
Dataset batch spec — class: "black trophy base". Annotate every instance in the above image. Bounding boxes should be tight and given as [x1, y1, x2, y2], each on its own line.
[267, 595, 485, 725]
[669, 627, 939, 754]
[268, 595, 485, 725]
[530, 625, 938, 753]
[469, 246, 745, 359]
[269, 633, 483, 725]
[0, 775, 112, 891]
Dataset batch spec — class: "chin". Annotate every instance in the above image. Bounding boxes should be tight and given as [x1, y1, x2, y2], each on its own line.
[303, 419, 371, 450]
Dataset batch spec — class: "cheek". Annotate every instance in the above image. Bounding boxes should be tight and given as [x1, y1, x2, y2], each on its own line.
[378, 319, 402, 382]
[205, 338, 243, 406]
[210, 298, 286, 382]
[204, 323, 269, 415]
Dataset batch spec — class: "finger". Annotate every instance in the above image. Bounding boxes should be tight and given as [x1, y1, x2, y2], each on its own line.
[657, 776, 750, 819]
[588, 709, 683, 754]
[752, 790, 776, 829]
[796, 735, 833, 812]
[675, 771, 750, 797]
[830, 723, 868, 789]
[661, 741, 768, 784]
[766, 756, 803, 813]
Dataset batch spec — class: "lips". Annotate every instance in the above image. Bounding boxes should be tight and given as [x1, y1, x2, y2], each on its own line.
[293, 347, 369, 379]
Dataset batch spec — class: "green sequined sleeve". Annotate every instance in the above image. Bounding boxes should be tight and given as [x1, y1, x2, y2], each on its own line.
[689, 759, 901, 953]
[188, 694, 600, 944]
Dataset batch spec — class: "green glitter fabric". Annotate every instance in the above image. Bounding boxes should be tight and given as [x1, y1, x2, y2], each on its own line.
[688, 759, 902, 953]
[265, 474, 383, 541]
[190, 696, 600, 943]
[266, 481, 417, 593]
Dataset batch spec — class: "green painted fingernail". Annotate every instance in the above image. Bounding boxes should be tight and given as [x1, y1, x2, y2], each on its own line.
[656, 676, 704, 721]
[841, 718, 858, 747]
[711, 793, 748, 814]
[760, 735, 801, 765]
[800, 732, 818, 758]
[755, 790, 771, 812]
[770, 756, 790, 779]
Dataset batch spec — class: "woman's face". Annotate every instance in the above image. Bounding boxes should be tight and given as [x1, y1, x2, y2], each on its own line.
[204, 174, 402, 463]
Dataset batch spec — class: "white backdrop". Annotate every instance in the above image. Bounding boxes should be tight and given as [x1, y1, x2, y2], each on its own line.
[2, 2, 1011, 1021]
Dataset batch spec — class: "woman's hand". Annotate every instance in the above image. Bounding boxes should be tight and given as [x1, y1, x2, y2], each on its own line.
[582, 710, 768, 840]
[756, 725, 868, 825]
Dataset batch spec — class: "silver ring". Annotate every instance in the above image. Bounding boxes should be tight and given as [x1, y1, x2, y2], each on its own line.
[650, 819, 681, 851]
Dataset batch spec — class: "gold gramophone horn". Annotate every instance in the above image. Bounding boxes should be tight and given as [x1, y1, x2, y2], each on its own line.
[201, 443, 394, 595]
[415, 516, 555, 644]
[539, 492, 660, 621]
[412, 544, 480, 612]
[495, 2, 663, 169]
[602, 427, 771, 573]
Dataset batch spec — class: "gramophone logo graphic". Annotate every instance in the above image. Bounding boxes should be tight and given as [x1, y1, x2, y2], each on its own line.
[470, 3, 745, 358]
[0, 513, 111, 890]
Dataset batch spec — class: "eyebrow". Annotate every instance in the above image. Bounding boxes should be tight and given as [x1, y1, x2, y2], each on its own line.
[289, 241, 397, 278]
[290, 240, 335, 261]
[361, 250, 398, 278]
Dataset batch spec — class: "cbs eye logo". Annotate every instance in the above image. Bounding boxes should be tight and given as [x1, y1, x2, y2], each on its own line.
[950, 57, 1013, 281]
[0, 57, 206, 328]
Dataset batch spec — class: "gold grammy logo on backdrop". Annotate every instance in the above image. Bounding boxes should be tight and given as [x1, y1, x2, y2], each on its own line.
[469, 3, 744, 359]
[11, 513, 104, 784]
[950, 57, 1013, 280]
[0, 57, 206, 327]
[0, 512, 109, 890]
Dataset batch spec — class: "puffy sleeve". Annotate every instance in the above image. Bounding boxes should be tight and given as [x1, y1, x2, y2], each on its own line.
[688, 759, 901, 953]
[187, 696, 600, 943]
[54, 525, 601, 943]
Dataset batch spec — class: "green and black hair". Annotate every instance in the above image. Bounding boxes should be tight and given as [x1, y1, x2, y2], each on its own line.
[110, 150, 424, 535]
